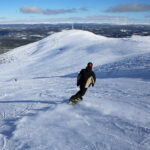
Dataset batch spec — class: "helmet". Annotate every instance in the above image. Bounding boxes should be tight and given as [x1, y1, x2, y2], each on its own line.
[87, 62, 93, 67]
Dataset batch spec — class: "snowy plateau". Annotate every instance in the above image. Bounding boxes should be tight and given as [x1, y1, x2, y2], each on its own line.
[0, 30, 150, 150]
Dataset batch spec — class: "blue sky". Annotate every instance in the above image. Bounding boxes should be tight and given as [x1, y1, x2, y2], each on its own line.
[0, 0, 150, 24]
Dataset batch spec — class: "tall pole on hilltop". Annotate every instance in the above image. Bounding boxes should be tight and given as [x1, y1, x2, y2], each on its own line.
[72, 23, 74, 30]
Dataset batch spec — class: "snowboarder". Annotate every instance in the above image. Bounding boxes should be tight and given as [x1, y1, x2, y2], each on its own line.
[69, 62, 96, 104]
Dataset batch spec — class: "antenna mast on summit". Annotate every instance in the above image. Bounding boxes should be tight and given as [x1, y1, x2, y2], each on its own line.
[72, 23, 74, 29]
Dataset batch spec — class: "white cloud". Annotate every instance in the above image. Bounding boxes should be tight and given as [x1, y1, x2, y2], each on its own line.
[145, 15, 150, 18]
[105, 3, 150, 13]
[20, 6, 88, 15]
[43, 8, 77, 15]
[79, 7, 88, 11]
[20, 5, 43, 14]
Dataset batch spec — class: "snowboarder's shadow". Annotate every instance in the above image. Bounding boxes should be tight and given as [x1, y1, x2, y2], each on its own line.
[0, 99, 67, 104]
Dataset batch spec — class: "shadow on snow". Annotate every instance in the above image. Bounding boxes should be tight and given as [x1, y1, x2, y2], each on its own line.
[62, 53, 150, 81]
[0, 99, 68, 139]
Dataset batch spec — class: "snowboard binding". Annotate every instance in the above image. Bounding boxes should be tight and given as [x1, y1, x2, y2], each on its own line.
[68, 96, 82, 105]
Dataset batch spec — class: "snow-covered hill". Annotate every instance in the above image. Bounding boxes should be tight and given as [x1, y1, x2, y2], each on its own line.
[0, 30, 150, 150]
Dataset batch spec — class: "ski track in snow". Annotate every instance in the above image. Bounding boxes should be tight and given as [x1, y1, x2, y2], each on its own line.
[0, 30, 150, 150]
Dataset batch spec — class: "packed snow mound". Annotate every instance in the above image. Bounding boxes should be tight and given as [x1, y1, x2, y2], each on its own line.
[0, 30, 150, 81]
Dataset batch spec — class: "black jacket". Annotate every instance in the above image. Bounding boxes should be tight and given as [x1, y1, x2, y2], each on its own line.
[77, 66, 96, 88]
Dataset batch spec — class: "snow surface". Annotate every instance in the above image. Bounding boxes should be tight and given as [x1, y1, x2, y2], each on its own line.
[0, 29, 150, 150]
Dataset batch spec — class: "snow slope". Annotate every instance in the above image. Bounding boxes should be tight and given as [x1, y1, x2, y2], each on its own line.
[0, 30, 150, 150]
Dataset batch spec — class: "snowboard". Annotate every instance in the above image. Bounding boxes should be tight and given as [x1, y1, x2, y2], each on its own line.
[68, 97, 82, 105]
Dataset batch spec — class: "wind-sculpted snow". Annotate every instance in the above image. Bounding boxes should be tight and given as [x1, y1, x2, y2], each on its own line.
[95, 52, 150, 80]
[0, 30, 150, 150]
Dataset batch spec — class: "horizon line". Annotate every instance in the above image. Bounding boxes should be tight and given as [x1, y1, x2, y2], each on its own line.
[0, 22, 150, 25]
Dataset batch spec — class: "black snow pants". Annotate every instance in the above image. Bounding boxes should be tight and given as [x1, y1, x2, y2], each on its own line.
[72, 85, 87, 100]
